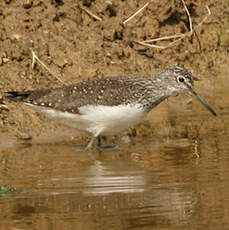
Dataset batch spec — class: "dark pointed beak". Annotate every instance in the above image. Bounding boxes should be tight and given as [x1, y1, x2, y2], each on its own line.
[185, 82, 217, 116]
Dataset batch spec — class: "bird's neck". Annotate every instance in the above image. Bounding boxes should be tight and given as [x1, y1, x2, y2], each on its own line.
[149, 73, 176, 97]
[137, 75, 174, 112]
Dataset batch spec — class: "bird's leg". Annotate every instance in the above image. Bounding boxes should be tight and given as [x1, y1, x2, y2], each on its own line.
[97, 136, 118, 150]
[84, 136, 97, 151]
[77, 136, 118, 152]
[97, 136, 102, 148]
[76, 136, 97, 152]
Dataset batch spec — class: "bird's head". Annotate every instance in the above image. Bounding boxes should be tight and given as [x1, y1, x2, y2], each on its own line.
[162, 66, 216, 116]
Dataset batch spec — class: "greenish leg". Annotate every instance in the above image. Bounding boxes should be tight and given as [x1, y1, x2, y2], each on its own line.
[76, 136, 118, 152]
[84, 136, 97, 151]
[84, 136, 100, 161]
[76, 136, 97, 152]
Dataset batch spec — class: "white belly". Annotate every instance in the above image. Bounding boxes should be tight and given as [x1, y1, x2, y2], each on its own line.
[25, 103, 146, 137]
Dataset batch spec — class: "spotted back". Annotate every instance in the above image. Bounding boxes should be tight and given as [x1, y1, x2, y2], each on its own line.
[6, 77, 148, 114]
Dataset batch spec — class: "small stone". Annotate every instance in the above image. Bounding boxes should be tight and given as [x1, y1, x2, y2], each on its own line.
[23, 0, 33, 9]
[2, 58, 10, 63]
[11, 34, 21, 40]
[4, 0, 12, 4]
[20, 71, 26, 77]
[0, 57, 2, 66]
[0, 104, 9, 111]
[53, 57, 68, 68]
[17, 131, 32, 140]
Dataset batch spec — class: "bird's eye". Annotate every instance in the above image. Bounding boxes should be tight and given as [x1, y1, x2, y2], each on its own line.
[178, 76, 185, 83]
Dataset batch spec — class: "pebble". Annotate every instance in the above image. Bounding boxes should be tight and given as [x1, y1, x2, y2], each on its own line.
[2, 58, 10, 63]
[0, 104, 9, 111]
[17, 131, 32, 140]
[4, 0, 12, 4]
[23, 0, 33, 9]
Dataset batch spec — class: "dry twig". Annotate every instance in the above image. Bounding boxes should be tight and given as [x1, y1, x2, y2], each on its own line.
[143, 34, 186, 43]
[134, 40, 167, 49]
[123, 2, 149, 25]
[30, 49, 67, 85]
[181, 0, 193, 35]
[81, 6, 102, 21]
[195, 5, 211, 28]
[134, 2, 211, 50]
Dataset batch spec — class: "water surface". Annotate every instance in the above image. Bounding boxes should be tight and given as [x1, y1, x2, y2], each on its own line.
[0, 83, 228, 230]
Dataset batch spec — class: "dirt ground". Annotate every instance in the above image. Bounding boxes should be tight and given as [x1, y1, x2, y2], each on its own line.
[0, 0, 228, 144]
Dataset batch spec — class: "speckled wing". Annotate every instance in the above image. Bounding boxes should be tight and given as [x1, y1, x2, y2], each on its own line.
[5, 77, 143, 114]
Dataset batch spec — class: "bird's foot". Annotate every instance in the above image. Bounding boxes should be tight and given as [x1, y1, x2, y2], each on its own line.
[76, 136, 97, 152]
[98, 144, 118, 150]
[76, 136, 118, 152]
[97, 136, 118, 150]
[76, 144, 118, 152]
[75, 146, 88, 152]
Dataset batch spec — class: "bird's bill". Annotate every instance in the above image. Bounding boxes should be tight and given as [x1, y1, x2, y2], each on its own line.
[185, 83, 217, 116]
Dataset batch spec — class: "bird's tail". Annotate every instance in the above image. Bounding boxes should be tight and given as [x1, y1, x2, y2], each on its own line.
[4, 91, 32, 102]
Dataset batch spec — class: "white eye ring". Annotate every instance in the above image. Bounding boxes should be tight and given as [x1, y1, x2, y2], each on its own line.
[177, 76, 185, 83]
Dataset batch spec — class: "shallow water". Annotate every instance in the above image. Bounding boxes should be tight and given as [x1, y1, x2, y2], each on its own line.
[1, 73, 229, 230]
[0, 106, 229, 230]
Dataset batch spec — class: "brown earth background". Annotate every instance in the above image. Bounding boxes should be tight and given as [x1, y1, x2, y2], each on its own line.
[0, 0, 228, 145]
